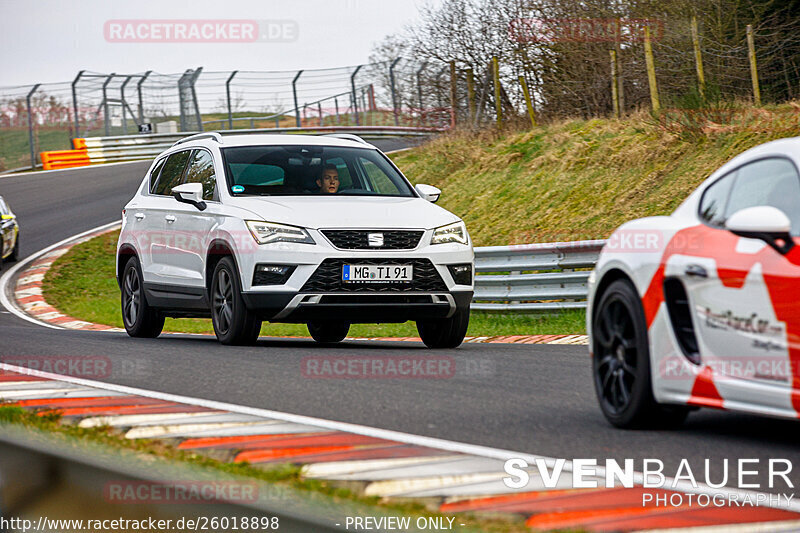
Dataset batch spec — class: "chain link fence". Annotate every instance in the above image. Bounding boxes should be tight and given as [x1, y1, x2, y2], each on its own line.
[0, 59, 469, 173]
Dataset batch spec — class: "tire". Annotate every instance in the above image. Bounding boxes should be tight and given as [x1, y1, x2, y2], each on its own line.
[121, 256, 164, 338]
[210, 257, 261, 345]
[307, 321, 350, 343]
[8, 232, 19, 262]
[416, 307, 470, 349]
[592, 279, 689, 429]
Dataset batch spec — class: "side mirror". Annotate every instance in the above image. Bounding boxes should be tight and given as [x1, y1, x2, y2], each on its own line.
[415, 184, 441, 203]
[725, 205, 794, 254]
[172, 183, 206, 211]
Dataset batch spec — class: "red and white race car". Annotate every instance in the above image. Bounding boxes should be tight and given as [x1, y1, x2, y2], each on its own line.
[588, 137, 800, 428]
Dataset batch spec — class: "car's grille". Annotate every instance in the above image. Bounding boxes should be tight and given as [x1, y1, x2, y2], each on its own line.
[301, 258, 447, 292]
[321, 230, 424, 250]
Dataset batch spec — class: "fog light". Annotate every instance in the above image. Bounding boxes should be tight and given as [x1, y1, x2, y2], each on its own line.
[253, 264, 296, 286]
[447, 263, 472, 285]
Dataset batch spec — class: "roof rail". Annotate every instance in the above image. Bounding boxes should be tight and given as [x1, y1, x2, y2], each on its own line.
[172, 132, 223, 147]
[321, 133, 369, 145]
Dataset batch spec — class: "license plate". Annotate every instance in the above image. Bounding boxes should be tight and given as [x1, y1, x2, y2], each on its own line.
[342, 264, 413, 282]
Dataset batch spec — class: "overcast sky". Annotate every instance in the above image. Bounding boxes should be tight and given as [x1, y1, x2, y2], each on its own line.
[0, 0, 433, 87]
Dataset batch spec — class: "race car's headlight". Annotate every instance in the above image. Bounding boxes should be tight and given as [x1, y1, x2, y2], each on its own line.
[246, 220, 315, 245]
[431, 221, 468, 245]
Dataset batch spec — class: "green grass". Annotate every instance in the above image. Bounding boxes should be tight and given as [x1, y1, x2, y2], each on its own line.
[0, 127, 74, 171]
[390, 103, 800, 246]
[42, 229, 586, 336]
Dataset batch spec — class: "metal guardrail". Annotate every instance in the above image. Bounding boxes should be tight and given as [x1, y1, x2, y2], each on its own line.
[471, 240, 606, 312]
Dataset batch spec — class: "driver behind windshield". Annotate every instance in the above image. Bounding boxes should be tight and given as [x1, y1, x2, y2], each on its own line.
[317, 164, 340, 194]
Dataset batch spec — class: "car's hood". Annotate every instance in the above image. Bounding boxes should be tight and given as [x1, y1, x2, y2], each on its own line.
[231, 196, 460, 230]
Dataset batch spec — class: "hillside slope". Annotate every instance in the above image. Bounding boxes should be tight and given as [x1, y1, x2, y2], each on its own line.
[391, 105, 800, 246]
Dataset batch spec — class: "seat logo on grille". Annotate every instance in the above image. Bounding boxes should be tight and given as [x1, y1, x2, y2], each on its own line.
[368, 233, 384, 247]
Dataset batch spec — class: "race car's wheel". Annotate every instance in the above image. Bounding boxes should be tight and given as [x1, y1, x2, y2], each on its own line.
[592, 279, 688, 429]
[121, 256, 164, 338]
[211, 257, 261, 345]
[417, 307, 470, 349]
[307, 321, 350, 343]
[8, 232, 19, 262]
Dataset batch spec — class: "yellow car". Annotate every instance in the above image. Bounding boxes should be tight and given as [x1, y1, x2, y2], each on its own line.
[0, 195, 19, 269]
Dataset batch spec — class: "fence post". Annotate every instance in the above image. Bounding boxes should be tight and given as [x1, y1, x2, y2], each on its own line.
[71, 71, 84, 138]
[389, 57, 402, 126]
[137, 70, 151, 124]
[318, 101, 323, 126]
[519, 75, 537, 127]
[690, 16, 705, 100]
[190, 67, 203, 132]
[26, 84, 40, 169]
[610, 50, 620, 118]
[492, 56, 503, 128]
[466, 68, 475, 122]
[448, 60, 458, 129]
[747, 24, 761, 106]
[120, 76, 132, 134]
[335, 97, 340, 124]
[292, 70, 303, 127]
[416, 62, 428, 125]
[643, 26, 660, 112]
[350, 65, 363, 126]
[226, 70, 238, 129]
[102, 73, 115, 136]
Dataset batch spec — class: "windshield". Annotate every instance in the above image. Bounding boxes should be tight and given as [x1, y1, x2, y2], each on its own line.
[221, 145, 415, 197]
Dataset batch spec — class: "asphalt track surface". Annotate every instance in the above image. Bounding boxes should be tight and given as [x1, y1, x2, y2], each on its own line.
[1, 143, 798, 493]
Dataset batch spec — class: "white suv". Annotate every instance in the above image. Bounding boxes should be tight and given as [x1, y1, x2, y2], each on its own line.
[116, 132, 474, 348]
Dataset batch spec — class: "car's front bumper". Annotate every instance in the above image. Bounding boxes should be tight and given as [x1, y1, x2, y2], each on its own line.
[242, 290, 473, 323]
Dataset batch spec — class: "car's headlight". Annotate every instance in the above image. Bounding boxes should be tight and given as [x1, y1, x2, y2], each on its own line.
[246, 220, 315, 245]
[431, 221, 469, 245]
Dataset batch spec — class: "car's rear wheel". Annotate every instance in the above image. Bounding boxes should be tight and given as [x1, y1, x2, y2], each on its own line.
[307, 321, 350, 343]
[416, 307, 469, 349]
[8, 232, 19, 262]
[592, 279, 688, 428]
[211, 257, 261, 345]
[121, 256, 164, 338]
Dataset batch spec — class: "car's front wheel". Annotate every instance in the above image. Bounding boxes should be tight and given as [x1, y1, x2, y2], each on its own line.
[121, 256, 164, 338]
[210, 257, 261, 345]
[416, 307, 469, 349]
[592, 279, 688, 428]
[307, 321, 350, 343]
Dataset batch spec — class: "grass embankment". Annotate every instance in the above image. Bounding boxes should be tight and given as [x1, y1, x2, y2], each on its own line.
[42, 230, 585, 337]
[391, 104, 800, 245]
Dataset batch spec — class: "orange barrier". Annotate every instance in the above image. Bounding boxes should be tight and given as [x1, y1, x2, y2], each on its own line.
[40, 149, 90, 170]
[72, 138, 87, 149]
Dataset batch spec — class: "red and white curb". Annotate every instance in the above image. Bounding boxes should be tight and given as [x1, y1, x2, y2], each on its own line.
[4, 222, 588, 345]
[2, 363, 800, 532]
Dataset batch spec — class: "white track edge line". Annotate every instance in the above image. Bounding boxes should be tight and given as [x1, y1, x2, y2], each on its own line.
[0, 160, 146, 179]
[0, 221, 121, 329]
[1, 361, 798, 513]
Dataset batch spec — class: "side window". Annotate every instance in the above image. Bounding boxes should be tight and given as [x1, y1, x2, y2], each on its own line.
[699, 172, 734, 227]
[0, 199, 7, 215]
[185, 150, 217, 201]
[359, 158, 401, 194]
[148, 158, 166, 194]
[725, 158, 800, 235]
[153, 151, 191, 196]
